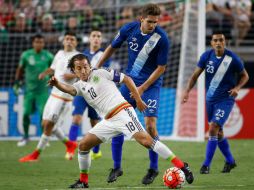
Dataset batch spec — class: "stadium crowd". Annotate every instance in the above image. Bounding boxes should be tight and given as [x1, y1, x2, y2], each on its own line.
[0, 0, 253, 87]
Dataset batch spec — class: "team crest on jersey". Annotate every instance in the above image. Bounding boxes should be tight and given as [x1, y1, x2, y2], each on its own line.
[93, 76, 100, 83]
[148, 40, 155, 48]
[28, 56, 35, 65]
[208, 61, 213, 65]
[223, 62, 228, 66]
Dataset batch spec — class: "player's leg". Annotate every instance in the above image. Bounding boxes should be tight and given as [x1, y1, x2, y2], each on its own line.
[216, 100, 236, 173]
[109, 84, 136, 182]
[17, 92, 34, 146]
[88, 105, 102, 160]
[69, 96, 87, 142]
[141, 87, 160, 184]
[120, 107, 194, 184]
[69, 119, 114, 188]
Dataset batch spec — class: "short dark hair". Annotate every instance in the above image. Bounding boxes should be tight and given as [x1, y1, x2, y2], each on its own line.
[212, 30, 224, 36]
[141, 4, 161, 17]
[31, 34, 44, 42]
[68, 54, 90, 72]
[89, 27, 102, 34]
[64, 31, 77, 38]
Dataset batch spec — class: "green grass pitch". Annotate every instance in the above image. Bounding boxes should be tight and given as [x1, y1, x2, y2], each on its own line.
[1, 140, 254, 190]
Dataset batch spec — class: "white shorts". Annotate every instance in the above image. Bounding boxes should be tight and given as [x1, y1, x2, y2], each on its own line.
[89, 107, 146, 142]
[42, 95, 72, 124]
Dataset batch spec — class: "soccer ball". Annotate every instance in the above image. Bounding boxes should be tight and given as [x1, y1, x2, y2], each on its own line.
[163, 167, 185, 189]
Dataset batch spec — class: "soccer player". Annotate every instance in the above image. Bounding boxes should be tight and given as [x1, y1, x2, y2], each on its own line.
[67, 29, 111, 160]
[14, 34, 54, 147]
[97, 4, 169, 184]
[182, 31, 249, 174]
[19, 32, 80, 162]
[48, 54, 194, 188]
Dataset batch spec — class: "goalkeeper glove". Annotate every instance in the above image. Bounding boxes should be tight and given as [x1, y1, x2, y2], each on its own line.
[13, 80, 22, 96]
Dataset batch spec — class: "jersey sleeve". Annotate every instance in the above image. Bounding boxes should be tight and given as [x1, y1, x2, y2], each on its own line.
[233, 54, 244, 73]
[111, 23, 129, 48]
[72, 81, 82, 96]
[50, 51, 60, 70]
[197, 52, 208, 69]
[19, 52, 27, 67]
[156, 35, 170, 65]
[96, 69, 124, 83]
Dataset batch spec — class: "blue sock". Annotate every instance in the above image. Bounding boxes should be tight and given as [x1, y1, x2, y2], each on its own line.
[69, 123, 80, 141]
[218, 138, 235, 164]
[149, 136, 159, 170]
[203, 136, 218, 167]
[93, 145, 100, 153]
[111, 134, 124, 169]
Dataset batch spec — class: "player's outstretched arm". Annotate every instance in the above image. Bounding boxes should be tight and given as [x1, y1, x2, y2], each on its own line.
[122, 75, 147, 112]
[182, 67, 203, 104]
[48, 76, 77, 96]
[38, 68, 54, 80]
[96, 45, 116, 68]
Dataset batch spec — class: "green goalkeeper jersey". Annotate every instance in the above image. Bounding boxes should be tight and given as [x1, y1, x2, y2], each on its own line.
[19, 49, 54, 92]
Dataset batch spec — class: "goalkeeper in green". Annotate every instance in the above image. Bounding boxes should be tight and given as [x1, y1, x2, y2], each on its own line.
[14, 34, 54, 146]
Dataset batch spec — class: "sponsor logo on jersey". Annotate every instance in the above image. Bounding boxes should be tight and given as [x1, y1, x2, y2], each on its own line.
[148, 40, 155, 48]
[223, 61, 228, 66]
[208, 61, 213, 65]
[132, 37, 137, 42]
[28, 56, 35, 65]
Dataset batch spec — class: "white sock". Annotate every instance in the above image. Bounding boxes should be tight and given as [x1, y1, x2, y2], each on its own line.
[52, 127, 67, 142]
[152, 140, 175, 159]
[78, 150, 91, 172]
[37, 134, 50, 151]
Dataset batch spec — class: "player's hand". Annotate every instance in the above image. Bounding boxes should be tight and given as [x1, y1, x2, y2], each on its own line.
[48, 76, 58, 86]
[38, 72, 46, 80]
[181, 90, 189, 104]
[136, 99, 147, 112]
[228, 87, 239, 97]
[13, 80, 21, 96]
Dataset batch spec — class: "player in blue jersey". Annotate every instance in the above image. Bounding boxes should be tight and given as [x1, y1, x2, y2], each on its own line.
[66, 29, 111, 160]
[182, 31, 249, 174]
[97, 4, 181, 185]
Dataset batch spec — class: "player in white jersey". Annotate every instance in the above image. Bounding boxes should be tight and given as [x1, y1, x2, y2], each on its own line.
[19, 32, 80, 163]
[48, 54, 194, 188]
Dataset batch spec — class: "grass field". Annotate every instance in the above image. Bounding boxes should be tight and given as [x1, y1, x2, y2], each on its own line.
[1, 140, 254, 190]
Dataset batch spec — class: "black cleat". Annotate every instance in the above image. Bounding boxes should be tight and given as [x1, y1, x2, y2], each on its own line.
[107, 168, 123, 183]
[222, 162, 237, 173]
[200, 165, 210, 174]
[69, 179, 89, 189]
[142, 169, 159, 185]
[181, 162, 194, 184]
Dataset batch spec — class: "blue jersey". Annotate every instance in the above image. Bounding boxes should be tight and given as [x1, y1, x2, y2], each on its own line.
[83, 48, 111, 68]
[111, 21, 169, 88]
[197, 49, 244, 102]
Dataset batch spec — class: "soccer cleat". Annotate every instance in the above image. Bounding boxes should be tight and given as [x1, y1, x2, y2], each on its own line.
[200, 165, 210, 174]
[142, 169, 159, 185]
[17, 138, 29, 147]
[65, 141, 78, 160]
[90, 150, 102, 160]
[221, 162, 237, 173]
[107, 168, 123, 183]
[69, 179, 89, 189]
[181, 162, 194, 184]
[19, 150, 39, 162]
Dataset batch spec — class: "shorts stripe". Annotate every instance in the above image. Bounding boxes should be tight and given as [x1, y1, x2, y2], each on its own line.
[105, 102, 132, 119]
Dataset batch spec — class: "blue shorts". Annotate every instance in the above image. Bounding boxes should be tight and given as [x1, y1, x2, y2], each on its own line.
[206, 99, 235, 128]
[120, 84, 160, 117]
[72, 96, 100, 120]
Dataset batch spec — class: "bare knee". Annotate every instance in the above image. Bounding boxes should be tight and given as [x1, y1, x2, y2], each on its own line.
[145, 117, 157, 137]
[133, 132, 153, 148]
[78, 140, 89, 151]
[209, 122, 220, 136]
[72, 115, 83, 125]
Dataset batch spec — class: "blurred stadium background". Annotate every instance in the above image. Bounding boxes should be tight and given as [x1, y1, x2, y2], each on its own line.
[0, 0, 253, 141]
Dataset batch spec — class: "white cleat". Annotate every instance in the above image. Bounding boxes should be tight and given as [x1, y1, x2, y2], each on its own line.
[17, 138, 29, 147]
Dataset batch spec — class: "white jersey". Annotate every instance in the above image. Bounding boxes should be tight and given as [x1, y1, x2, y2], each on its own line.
[50, 50, 79, 100]
[73, 69, 127, 118]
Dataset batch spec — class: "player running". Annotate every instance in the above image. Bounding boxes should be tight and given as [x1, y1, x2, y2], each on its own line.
[48, 53, 194, 188]
[19, 32, 80, 162]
